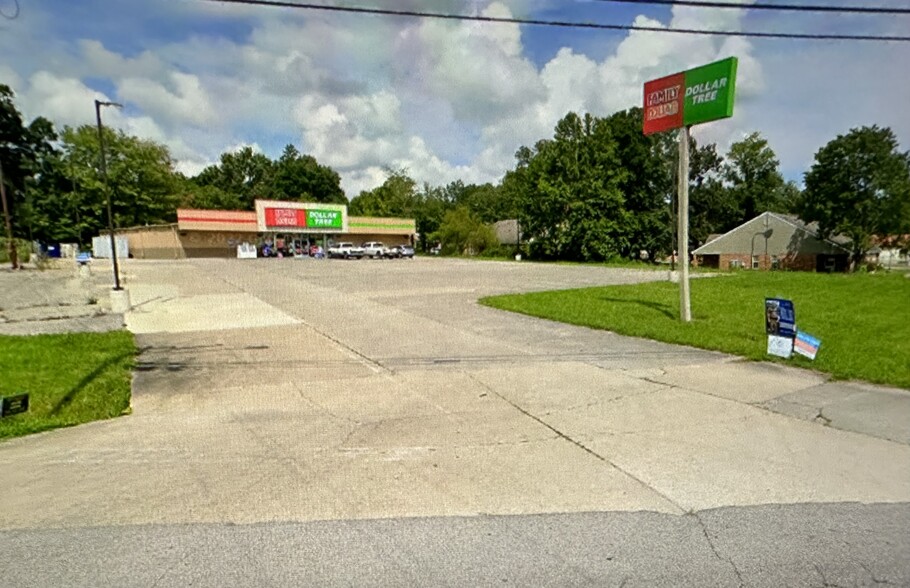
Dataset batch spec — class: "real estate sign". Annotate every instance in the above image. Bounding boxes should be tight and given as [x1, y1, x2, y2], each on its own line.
[643, 57, 738, 135]
[765, 298, 796, 339]
[255, 200, 347, 233]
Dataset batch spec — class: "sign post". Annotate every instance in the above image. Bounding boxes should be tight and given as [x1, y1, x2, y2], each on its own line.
[678, 126, 691, 322]
[644, 56, 738, 322]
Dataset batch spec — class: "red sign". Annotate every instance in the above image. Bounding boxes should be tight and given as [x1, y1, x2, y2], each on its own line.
[643, 72, 684, 136]
[264, 207, 308, 229]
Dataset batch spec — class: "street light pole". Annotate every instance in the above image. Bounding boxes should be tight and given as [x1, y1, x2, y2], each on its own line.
[0, 159, 18, 269]
[750, 228, 773, 270]
[95, 99, 123, 290]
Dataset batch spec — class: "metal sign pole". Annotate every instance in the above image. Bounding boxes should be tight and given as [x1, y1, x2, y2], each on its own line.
[678, 126, 692, 322]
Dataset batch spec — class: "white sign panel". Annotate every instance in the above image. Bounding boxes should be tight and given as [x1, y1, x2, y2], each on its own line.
[767, 335, 793, 359]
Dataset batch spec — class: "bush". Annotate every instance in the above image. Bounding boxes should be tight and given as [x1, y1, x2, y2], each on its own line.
[0, 239, 32, 264]
[433, 207, 500, 256]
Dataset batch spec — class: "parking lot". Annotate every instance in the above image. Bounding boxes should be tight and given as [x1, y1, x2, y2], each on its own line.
[2, 257, 907, 528]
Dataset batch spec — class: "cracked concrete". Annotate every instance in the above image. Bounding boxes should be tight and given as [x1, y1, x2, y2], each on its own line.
[762, 382, 910, 445]
[2, 258, 909, 585]
[0, 263, 124, 335]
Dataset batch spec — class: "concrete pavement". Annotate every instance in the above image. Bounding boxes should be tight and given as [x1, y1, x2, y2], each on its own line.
[2, 257, 909, 584]
[3, 503, 909, 587]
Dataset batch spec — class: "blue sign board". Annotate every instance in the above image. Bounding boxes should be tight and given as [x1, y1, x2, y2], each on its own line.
[765, 298, 796, 338]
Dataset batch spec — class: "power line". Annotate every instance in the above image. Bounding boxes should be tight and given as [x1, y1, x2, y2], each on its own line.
[591, 0, 910, 16]
[202, 0, 910, 42]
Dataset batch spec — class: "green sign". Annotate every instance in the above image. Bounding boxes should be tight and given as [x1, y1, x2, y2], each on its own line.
[643, 57, 738, 135]
[307, 209, 343, 229]
[683, 57, 738, 126]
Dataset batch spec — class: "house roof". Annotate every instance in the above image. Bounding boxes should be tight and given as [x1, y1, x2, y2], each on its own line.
[693, 211, 851, 256]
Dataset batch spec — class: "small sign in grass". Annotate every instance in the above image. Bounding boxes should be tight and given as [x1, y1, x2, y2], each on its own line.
[481, 272, 910, 390]
[0, 331, 136, 440]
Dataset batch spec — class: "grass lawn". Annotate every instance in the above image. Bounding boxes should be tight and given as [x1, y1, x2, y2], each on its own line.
[481, 271, 910, 389]
[0, 331, 136, 440]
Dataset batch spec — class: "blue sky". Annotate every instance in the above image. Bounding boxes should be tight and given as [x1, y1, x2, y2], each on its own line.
[2, 0, 908, 195]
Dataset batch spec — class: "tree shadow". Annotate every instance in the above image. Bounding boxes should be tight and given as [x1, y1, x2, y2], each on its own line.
[598, 296, 675, 320]
[49, 352, 133, 416]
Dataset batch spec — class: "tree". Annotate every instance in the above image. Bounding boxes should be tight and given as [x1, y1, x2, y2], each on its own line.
[414, 182, 450, 252]
[195, 146, 274, 209]
[272, 144, 345, 204]
[0, 85, 59, 245]
[509, 112, 628, 261]
[687, 140, 733, 246]
[798, 125, 910, 269]
[451, 182, 516, 224]
[179, 182, 243, 211]
[604, 107, 673, 260]
[348, 168, 419, 217]
[723, 132, 788, 222]
[432, 206, 498, 255]
[37, 125, 182, 240]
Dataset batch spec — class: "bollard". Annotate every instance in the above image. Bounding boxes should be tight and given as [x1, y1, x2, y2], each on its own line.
[110, 288, 131, 314]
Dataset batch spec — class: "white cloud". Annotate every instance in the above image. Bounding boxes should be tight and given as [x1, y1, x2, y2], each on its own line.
[21, 72, 108, 126]
[79, 40, 167, 80]
[2, 0, 907, 197]
[0, 65, 23, 94]
[117, 72, 216, 127]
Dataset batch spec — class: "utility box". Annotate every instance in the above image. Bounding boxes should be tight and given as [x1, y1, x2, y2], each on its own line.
[92, 236, 129, 259]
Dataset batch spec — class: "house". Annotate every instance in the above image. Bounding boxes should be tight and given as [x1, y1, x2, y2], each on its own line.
[866, 235, 910, 268]
[693, 212, 851, 272]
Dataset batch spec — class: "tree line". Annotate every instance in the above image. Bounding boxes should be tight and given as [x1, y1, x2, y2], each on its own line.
[2, 83, 907, 267]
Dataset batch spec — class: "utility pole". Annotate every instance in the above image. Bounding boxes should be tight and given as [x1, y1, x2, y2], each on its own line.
[0, 159, 18, 269]
[677, 126, 691, 322]
[95, 99, 123, 290]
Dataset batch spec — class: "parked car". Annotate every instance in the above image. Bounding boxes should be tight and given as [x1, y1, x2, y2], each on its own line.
[327, 242, 365, 259]
[362, 241, 388, 259]
[384, 245, 415, 259]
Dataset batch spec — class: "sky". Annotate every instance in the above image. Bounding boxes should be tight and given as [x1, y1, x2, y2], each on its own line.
[1, 0, 909, 196]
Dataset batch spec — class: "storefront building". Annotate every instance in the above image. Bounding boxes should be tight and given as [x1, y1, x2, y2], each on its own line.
[120, 200, 417, 259]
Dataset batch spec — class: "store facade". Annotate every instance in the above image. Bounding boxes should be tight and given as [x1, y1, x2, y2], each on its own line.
[121, 200, 417, 259]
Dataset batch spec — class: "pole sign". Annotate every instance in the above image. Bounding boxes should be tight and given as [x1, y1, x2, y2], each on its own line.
[255, 200, 347, 233]
[643, 57, 738, 136]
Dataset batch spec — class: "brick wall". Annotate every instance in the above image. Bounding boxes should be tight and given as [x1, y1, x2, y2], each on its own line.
[780, 253, 818, 271]
[718, 253, 819, 271]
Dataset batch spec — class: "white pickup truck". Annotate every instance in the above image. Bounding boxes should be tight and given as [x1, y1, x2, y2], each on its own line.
[361, 241, 388, 259]
[327, 242, 365, 259]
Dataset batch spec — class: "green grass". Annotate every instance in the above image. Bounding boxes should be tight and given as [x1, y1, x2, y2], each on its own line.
[0, 331, 136, 440]
[481, 271, 910, 389]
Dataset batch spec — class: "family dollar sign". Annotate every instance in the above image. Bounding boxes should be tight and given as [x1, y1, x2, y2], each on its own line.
[643, 57, 738, 135]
